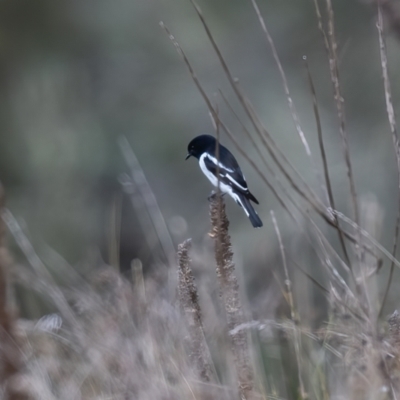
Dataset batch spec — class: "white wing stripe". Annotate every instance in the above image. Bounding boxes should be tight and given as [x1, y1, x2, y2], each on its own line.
[205, 154, 235, 173]
[232, 193, 250, 216]
[226, 174, 247, 191]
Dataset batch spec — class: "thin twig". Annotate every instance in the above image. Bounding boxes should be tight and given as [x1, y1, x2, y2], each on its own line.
[1, 209, 84, 341]
[323, 0, 365, 303]
[376, 3, 400, 318]
[249, 0, 311, 157]
[118, 136, 175, 267]
[271, 211, 306, 398]
[332, 209, 400, 272]
[250, 0, 330, 205]
[325, 0, 360, 235]
[303, 56, 351, 267]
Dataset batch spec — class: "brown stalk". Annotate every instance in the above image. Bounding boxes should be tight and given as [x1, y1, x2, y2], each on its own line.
[376, 3, 400, 318]
[313, 0, 367, 303]
[270, 211, 306, 398]
[209, 195, 255, 400]
[323, 0, 362, 267]
[177, 239, 213, 382]
[303, 57, 351, 267]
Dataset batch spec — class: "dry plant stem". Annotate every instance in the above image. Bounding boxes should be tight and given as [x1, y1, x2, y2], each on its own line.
[119, 173, 158, 257]
[270, 211, 306, 399]
[325, 0, 360, 223]
[218, 88, 272, 174]
[218, 88, 308, 217]
[118, 136, 175, 267]
[332, 209, 400, 273]
[310, 219, 370, 322]
[313, 0, 330, 51]
[1, 209, 86, 345]
[177, 239, 213, 382]
[209, 195, 255, 400]
[221, 87, 364, 285]
[220, 90, 362, 294]
[304, 58, 351, 267]
[219, 89, 308, 221]
[324, 0, 362, 261]
[0, 185, 25, 400]
[324, 0, 368, 307]
[210, 102, 222, 233]
[377, 4, 400, 318]
[250, 0, 327, 198]
[291, 257, 367, 322]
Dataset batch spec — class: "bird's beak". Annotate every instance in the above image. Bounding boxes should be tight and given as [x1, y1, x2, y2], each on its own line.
[185, 153, 191, 160]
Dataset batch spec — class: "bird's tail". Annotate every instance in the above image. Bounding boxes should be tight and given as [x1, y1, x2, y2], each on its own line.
[237, 194, 263, 228]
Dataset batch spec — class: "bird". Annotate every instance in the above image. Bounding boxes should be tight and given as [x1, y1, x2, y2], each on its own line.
[185, 134, 263, 228]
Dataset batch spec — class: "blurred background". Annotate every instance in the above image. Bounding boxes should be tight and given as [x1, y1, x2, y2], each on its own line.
[1, 0, 400, 317]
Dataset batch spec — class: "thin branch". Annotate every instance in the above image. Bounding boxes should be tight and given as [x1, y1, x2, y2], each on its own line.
[322, 0, 365, 301]
[271, 211, 306, 398]
[249, 0, 312, 158]
[118, 136, 176, 267]
[376, 3, 400, 318]
[325, 0, 360, 232]
[332, 209, 400, 272]
[1, 209, 83, 340]
[303, 56, 351, 267]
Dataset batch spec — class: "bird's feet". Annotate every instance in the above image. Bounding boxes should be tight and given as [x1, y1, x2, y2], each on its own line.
[208, 190, 217, 201]
[208, 190, 225, 201]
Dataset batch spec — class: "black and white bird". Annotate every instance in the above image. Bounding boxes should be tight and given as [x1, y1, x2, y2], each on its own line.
[186, 135, 263, 228]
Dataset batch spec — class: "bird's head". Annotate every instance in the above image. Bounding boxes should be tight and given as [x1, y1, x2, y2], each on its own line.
[185, 135, 216, 160]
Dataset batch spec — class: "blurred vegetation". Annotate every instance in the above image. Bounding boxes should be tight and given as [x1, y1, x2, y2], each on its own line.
[1, 0, 400, 398]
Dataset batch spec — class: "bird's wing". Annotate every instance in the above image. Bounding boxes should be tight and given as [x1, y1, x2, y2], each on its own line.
[203, 145, 260, 204]
[203, 153, 249, 194]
